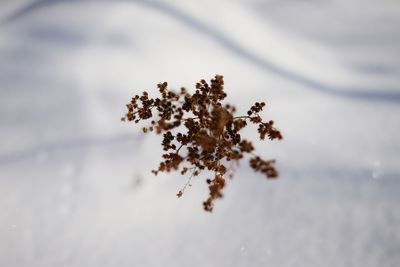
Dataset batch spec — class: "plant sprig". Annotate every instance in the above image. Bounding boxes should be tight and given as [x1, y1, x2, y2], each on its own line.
[122, 75, 282, 212]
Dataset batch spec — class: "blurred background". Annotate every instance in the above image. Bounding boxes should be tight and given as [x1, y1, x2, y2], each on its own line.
[0, 0, 399, 266]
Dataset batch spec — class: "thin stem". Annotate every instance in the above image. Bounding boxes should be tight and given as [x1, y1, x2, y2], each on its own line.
[177, 167, 197, 197]
[127, 104, 156, 118]
[175, 144, 184, 154]
[233, 115, 251, 120]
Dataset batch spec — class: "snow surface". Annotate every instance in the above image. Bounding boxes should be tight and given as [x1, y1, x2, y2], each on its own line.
[0, 0, 399, 266]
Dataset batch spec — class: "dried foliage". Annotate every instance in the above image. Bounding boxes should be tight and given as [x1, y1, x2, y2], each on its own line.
[122, 75, 282, 212]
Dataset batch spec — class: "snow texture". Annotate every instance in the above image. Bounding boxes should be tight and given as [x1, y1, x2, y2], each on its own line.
[0, 0, 399, 266]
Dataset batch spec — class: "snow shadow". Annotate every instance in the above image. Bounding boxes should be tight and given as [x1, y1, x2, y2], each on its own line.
[3, 0, 400, 103]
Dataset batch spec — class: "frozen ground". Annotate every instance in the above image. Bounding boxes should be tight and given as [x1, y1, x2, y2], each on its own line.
[0, 0, 399, 266]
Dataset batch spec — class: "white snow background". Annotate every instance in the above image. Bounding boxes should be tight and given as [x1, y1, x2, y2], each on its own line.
[0, 0, 400, 266]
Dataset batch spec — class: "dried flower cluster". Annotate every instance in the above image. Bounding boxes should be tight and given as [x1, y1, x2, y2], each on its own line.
[122, 75, 282, 212]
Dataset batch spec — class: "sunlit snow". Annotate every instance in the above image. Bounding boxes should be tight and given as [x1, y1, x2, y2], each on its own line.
[1, 0, 399, 266]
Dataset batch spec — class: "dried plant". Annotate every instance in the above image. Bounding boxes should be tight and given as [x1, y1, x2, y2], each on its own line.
[122, 75, 282, 212]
